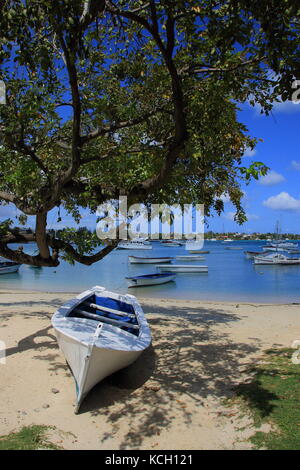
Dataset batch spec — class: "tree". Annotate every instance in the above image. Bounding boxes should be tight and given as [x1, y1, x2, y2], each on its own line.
[0, 0, 298, 266]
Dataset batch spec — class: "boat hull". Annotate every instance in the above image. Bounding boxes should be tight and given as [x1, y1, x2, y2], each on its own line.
[128, 256, 173, 264]
[51, 286, 151, 412]
[244, 251, 264, 259]
[118, 243, 152, 250]
[54, 328, 141, 410]
[254, 258, 300, 265]
[187, 250, 210, 254]
[126, 273, 176, 287]
[0, 263, 21, 274]
[156, 264, 208, 273]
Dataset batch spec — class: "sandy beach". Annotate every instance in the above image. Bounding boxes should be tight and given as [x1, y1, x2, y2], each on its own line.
[0, 289, 299, 450]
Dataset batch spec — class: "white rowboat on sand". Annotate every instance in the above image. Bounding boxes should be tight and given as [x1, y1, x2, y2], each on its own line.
[51, 286, 151, 413]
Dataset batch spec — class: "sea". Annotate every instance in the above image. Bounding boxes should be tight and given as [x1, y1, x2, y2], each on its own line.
[1, 240, 300, 303]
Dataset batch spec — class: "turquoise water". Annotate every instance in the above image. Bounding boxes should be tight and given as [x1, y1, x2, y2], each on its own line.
[1, 241, 300, 303]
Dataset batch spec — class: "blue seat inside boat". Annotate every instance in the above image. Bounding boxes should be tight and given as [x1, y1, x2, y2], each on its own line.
[95, 295, 137, 325]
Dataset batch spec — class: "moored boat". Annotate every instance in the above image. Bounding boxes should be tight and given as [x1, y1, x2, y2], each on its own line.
[126, 272, 176, 287]
[156, 264, 208, 273]
[188, 250, 210, 254]
[128, 256, 173, 264]
[117, 241, 152, 250]
[0, 260, 21, 274]
[175, 255, 205, 261]
[51, 286, 151, 413]
[161, 240, 183, 246]
[244, 251, 266, 259]
[254, 253, 300, 265]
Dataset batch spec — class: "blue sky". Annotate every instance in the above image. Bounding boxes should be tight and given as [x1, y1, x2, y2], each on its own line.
[207, 99, 300, 234]
[1, 98, 300, 235]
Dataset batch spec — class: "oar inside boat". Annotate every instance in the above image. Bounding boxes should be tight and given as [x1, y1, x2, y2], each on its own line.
[73, 307, 139, 330]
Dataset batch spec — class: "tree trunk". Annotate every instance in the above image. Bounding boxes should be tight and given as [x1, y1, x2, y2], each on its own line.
[35, 212, 51, 259]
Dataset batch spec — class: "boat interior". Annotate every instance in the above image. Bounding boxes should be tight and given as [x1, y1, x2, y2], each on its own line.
[69, 294, 139, 335]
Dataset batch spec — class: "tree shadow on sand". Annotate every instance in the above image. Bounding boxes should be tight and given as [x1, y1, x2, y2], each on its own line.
[74, 303, 260, 449]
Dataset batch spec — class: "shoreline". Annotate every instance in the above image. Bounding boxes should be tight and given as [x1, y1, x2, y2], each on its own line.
[0, 289, 299, 449]
[0, 287, 299, 307]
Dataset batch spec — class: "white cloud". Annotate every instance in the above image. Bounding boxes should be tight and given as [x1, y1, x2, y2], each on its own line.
[220, 193, 230, 204]
[263, 192, 300, 212]
[254, 100, 300, 115]
[243, 147, 257, 158]
[258, 170, 285, 186]
[291, 160, 300, 171]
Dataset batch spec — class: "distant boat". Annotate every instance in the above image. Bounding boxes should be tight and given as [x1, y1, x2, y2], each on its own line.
[126, 272, 176, 287]
[51, 286, 151, 413]
[244, 251, 266, 259]
[0, 260, 21, 274]
[262, 244, 298, 252]
[254, 253, 300, 265]
[188, 250, 210, 254]
[131, 237, 151, 245]
[225, 247, 242, 250]
[176, 255, 205, 261]
[117, 241, 152, 250]
[156, 264, 208, 273]
[128, 256, 173, 264]
[161, 240, 183, 246]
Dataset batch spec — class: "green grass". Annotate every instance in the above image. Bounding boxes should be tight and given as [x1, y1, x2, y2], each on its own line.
[0, 425, 61, 450]
[232, 348, 300, 450]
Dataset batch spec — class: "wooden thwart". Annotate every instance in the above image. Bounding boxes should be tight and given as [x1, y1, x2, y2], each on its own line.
[74, 307, 139, 330]
[83, 301, 136, 318]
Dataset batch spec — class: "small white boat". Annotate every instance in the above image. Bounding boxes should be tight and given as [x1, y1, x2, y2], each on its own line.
[161, 240, 183, 246]
[244, 251, 266, 259]
[131, 237, 151, 245]
[117, 241, 152, 250]
[156, 264, 208, 273]
[262, 246, 288, 252]
[176, 255, 205, 261]
[188, 250, 210, 254]
[225, 247, 242, 250]
[0, 261, 21, 274]
[126, 272, 176, 287]
[128, 256, 173, 264]
[51, 286, 151, 413]
[254, 253, 300, 265]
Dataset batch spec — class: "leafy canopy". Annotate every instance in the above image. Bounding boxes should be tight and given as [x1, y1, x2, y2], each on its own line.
[0, 0, 299, 266]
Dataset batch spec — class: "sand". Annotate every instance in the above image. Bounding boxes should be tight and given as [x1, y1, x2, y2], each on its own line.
[0, 289, 299, 450]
